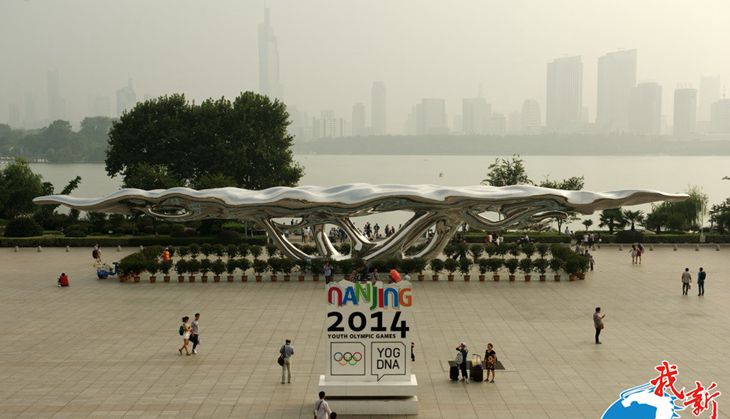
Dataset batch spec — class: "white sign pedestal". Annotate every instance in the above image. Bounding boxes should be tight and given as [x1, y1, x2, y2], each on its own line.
[319, 279, 418, 415]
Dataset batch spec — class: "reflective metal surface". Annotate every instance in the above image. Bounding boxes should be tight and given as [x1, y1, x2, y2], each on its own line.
[34, 184, 687, 261]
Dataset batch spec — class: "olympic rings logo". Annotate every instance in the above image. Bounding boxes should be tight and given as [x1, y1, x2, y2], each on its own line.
[333, 351, 363, 366]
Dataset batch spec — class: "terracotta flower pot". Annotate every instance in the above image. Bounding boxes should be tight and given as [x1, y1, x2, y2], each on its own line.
[177, 275, 185, 283]
[493, 274, 500, 281]
[524, 275, 531, 282]
[554, 275, 561, 281]
[213, 276, 221, 283]
[478, 274, 486, 282]
[447, 274, 454, 281]
[463, 274, 471, 282]
[418, 274, 425, 281]
[539, 274, 546, 282]
[188, 275, 196, 282]
[163, 275, 171, 283]
[578, 272, 585, 280]
[271, 275, 278, 282]
[227, 275, 234, 282]
[255, 275, 262, 282]
[119, 275, 129, 283]
[569, 274, 576, 281]
[149, 276, 156, 283]
[134, 276, 141, 283]
[298, 275, 305, 282]
[284, 275, 291, 282]
[312, 274, 320, 282]
[241, 275, 248, 282]
[201, 275, 208, 283]
[509, 274, 516, 281]
[432, 274, 439, 281]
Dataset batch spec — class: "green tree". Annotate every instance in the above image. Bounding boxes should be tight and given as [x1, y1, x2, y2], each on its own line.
[621, 209, 645, 231]
[598, 208, 627, 233]
[709, 198, 730, 233]
[481, 155, 531, 186]
[538, 176, 585, 232]
[0, 159, 45, 218]
[106, 92, 303, 190]
[581, 219, 593, 231]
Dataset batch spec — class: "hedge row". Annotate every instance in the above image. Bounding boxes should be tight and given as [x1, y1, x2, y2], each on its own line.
[0, 235, 267, 248]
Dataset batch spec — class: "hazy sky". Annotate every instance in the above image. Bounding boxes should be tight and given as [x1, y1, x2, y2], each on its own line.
[2, 0, 729, 131]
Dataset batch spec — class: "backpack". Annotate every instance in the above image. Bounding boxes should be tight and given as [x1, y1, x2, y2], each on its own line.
[455, 351, 463, 365]
[92, 249, 99, 259]
[178, 325, 184, 336]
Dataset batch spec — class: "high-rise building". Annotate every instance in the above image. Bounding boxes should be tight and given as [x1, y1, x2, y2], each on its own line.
[312, 110, 347, 138]
[415, 98, 447, 135]
[488, 113, 506, 135]
[116, 79, 137, 116]
[462, 97, 491, 134]
[23, 92, 37, 128]
[351, 102, 366, 136]
[710, 99, 730, 134]
[698, 76, 721, 122]
[596, 49, 637, 133]
[673, 88, 697, 137]
[371, 81, 387, 134]
[47, 70, 65, 121]
[258, 8, 283, 99]
[629, 82, 662, 135]
[521, 100, 541, 133]
[546, 56, 582, 132]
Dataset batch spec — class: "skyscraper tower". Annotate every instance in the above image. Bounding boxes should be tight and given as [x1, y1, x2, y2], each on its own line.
[371, 81, 387, 135]
[47, 70, 65, 121]
[546, 56, 582, 132]
[258, 8, 283, 99]
[629, 82, 662, 135]
[698, 76, 721, 122]
[673, 88, 697, 137]
[596, 49, 637, 133]
[351, 102, 366, 136]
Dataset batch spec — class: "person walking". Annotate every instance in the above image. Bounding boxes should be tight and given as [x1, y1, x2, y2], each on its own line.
[178, 316, 192, 356]
[410, 342, 415, 363]
[593, 307, 606, 344]
[681, 268, 692, 296]
[280, 339, 294, 384]
[323, 261, 333, 283]
[484, 343, 497, 383]
[92, 244, 102, 263]
[629, 245, 637, 264]
[455, 342, 469, 383]
[190, 313, 200, 354]
[697, 267, 706, 296]
[314, 391, 332, 419]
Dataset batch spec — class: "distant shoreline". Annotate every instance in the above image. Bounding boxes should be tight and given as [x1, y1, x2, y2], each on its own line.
[294, 134, 730, 156]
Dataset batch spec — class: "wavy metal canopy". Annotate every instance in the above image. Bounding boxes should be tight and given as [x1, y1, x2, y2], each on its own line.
[34, 184, 687, 261]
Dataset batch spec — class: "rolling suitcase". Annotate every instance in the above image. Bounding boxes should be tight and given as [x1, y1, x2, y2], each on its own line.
[470, 364, 484, 382]
[449, 363, 459, 381]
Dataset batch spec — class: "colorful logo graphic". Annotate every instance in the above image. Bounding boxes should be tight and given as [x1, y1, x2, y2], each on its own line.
[333, 351, 363, 366]
[602, 361, 720, 419]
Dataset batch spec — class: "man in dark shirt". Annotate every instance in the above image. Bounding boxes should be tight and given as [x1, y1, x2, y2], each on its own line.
[697, 267, 706, 296]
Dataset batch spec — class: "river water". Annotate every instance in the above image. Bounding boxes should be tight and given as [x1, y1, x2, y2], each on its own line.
[23, 155, 730, 230]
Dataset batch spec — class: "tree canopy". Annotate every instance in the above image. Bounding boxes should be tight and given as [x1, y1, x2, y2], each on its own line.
[105, 92, 303, 190]
[0, 159, 45, 218]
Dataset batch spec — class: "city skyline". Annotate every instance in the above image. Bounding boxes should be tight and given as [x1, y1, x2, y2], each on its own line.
[1, 1, 729, 135]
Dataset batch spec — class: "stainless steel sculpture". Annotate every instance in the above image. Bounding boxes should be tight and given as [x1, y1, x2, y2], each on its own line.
[34, 184, 687, 261]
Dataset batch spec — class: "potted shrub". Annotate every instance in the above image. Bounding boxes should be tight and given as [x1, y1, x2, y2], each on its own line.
[430, 258, 444, 281]
[549, 258, 563, 281]
[249, 245, 263, 260]
[504, 258, 519, 281]
[310, 259, 324, 282]
[281, 258, 293, 281]
[399, 259, 415, 281]
[161, 259, 173, 282]
[507, 244, 520, 258]
[533, 258, 549, 282]
[495, 243, 509, 258]
[484, 243, 497, 257]
[199, 258, 212, 282]
[469, 244, 484, 261]
[487, 258, 503, 281]
[518, 258, 533, 281]
[237, 244, 250, 259]
[268, 257, 282, 281]
[226, 259, 237, 282]
[295, 260, 308, 281]
[565, 256, 581, 281]
[201, 243, 213, 258]
[338, 259, 354, 281]
[265, 244, 279, 259]
[477, 258, 489, 281]
[238, 258, 251, 282]
[521, 243, 536, 259]
[444, 258, 458, 281]
[211, 259, 226, 282]
[177, 246, 190, 259]
[213, 244, 225, 259]
[412, 258, 427, 281]
[226, 245, 239, 259]
[459, 257, 472, 281]
[576, 255, 589, 280]
[252, 259, 269, 282]
[187, 259, 200, 282]
[536, 243, 549, 259]
[175, 259, 187, 283]
[188, 243, 200, 259]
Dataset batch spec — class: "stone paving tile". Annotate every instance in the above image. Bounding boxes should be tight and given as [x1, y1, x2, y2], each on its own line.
[1, 246, 729, 418]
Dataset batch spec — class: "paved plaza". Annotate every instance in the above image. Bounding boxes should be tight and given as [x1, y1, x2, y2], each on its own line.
[1, 246, 729, 418]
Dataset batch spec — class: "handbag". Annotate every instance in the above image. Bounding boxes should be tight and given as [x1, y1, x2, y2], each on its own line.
[277, 354, 284, 366]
